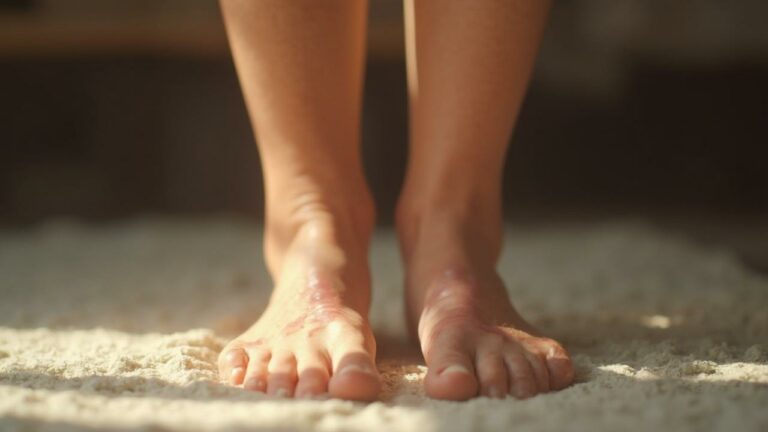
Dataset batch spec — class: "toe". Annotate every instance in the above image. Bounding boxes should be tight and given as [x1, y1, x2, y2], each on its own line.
[267, 350, 298, 397]
[243, 348, 270, 392]
[424, 339, 478, 401]
[475, 348, 508, 398]
[328, 343, 381, 402]
[522, 349, 550, 393]
[295, 347, 331, 398]
[219, 347, 248, 385]
[504, 347, 538, 399]
[542, 340, 575, 390]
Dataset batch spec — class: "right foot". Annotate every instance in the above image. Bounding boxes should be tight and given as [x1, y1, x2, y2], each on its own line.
[218, 209, 380, 401]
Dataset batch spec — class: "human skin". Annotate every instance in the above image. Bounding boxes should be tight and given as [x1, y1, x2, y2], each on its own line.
[217, 0, 574, 401]
[397, 0, 574, 400]
[217, 0, 379, 400]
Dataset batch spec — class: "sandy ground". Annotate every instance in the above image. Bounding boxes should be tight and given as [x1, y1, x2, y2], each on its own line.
[0, 218, 766, 431]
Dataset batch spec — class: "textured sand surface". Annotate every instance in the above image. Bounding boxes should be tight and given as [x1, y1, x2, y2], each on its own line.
[0, 218, 766, 431]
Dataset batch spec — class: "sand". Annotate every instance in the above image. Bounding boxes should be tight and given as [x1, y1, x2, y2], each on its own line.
[0, 218, 766, 431]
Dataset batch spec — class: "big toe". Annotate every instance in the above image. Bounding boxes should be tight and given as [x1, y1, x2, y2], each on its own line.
[329, 351, 381, 401]
[424, 349, 478, 401]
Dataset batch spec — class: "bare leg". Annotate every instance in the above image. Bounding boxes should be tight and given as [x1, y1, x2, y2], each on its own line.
[218, 0, 380, 401]
[398, 0, 574, 400]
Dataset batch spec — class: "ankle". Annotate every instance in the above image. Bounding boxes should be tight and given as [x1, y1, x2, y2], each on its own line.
[265, 185, 375, 274]
[395, 191, 503, 259]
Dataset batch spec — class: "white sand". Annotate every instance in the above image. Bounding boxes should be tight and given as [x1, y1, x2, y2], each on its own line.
[0, 218, 766, 431]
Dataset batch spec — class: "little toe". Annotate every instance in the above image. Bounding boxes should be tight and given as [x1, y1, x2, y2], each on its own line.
[329, 348, 381, 402]
[243, 348, 270, 392]
[295, 348, 331, 398]
[504, 348, 538, 399]
[424, 344, 478, 401]
[219, 347, 248, 385]
[542, 340, 575, 390]
[267, 350, 298, 397]
[475, 349, 509, 398]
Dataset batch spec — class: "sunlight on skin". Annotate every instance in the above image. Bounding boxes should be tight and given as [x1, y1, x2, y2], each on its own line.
[397, 1, 574, 400]
[218, 0, 381, 401]
[217, 0, 572, 401]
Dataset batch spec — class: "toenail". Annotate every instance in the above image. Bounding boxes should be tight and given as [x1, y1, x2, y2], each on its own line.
[340, 364, 374, 376]
[546, 346, 567, 359]
[274, 388, 289, 398]
[229, 367, 245, 384]
[440, 365, 471, 376]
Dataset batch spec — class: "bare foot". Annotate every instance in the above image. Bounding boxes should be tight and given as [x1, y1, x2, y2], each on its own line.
[398, 212, 575, 401]
[218, 213, 380, 401]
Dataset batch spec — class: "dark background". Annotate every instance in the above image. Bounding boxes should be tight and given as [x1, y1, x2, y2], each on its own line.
[1, 0, 767, 227]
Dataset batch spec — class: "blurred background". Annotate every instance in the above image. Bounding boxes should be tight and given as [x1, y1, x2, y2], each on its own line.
[1, 0, 766, 258]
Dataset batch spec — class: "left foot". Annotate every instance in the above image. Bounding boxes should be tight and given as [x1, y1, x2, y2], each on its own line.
[398, 210, 575, 400]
